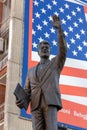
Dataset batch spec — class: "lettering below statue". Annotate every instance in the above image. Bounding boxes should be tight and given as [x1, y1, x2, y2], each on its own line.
[14, 15, 67, 130]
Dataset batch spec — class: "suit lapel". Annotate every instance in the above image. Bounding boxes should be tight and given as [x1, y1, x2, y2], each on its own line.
[33, 60, 53, 86]
[33, 64, 39, 83]
[40, 60, 52, 80]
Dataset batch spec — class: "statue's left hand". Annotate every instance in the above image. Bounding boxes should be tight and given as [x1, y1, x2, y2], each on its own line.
[52, 15, 61, 29]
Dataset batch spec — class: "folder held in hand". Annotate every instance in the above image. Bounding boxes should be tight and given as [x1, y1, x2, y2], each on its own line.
[13, 83, 29, 110]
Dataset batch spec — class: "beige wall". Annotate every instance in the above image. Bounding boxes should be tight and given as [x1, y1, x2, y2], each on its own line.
[0, 3, 3, 29]
[4, 0, 32, 130]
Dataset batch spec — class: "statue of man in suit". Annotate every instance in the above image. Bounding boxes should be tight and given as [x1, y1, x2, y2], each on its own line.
[16, 15, 67, 130]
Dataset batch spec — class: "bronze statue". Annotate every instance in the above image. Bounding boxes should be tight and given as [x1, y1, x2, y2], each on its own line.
[16, 15, 67, 130]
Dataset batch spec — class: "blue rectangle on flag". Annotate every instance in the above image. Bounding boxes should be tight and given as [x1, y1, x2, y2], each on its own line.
[32, 0, 87, 61]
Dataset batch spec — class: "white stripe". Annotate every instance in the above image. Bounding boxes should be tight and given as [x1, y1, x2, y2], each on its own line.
[65, 0, 87, 6]
[85, 14, 87, 22]
[74, 0, 87, 6]
[61, 94, 87, 106]
[32, 51, 40, 61]
[65, 58, 87, 70]
[75, 0, 87, 6]
[32, 51, 87, 70]
[60, 75, 87, 88]
[65, 0, 83, 5]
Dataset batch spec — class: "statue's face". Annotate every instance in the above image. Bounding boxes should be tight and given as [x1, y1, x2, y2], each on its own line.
[38, 42, 50, 58]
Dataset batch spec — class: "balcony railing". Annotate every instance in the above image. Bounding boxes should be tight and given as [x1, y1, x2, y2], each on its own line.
[0, 103, 4, 120]
[0, 55, 8, 71]
[0, 16, 10, 35]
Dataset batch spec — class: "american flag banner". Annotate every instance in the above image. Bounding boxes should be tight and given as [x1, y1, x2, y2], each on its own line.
[22, 0, 87, 129]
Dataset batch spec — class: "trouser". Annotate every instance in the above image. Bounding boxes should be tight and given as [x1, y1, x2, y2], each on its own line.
[31, 94, 58, 130]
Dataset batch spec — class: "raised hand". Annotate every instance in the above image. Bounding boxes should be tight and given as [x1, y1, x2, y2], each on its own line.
[52, 15, 61, 29]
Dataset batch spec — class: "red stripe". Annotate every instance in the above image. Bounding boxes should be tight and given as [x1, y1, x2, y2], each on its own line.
[61, 66, 87, 78]
[84, 6, 87, 13]
[58, 100, 87, 129]
[60, 85, 87, 97]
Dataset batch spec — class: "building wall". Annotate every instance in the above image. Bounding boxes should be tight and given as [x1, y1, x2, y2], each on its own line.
[0, 84, 5, 104]
[3, 0, 32, 130]
[0, 3, 3, 30]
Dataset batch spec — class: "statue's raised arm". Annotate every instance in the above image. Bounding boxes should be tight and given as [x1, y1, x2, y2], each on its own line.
[52, 15, 67, 72]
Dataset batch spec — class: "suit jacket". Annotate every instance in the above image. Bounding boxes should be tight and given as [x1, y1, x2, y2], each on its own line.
[24, 31, 67, 112]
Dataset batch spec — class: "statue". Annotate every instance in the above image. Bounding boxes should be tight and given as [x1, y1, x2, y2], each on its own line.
[16, 15, 67, 130]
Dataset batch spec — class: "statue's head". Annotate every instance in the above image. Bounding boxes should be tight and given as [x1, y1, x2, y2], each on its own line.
[38, 40, 51, 59]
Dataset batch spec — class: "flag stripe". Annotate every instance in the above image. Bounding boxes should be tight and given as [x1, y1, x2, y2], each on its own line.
[61, 66, 87, 78]
[65, 58, 87, 70]
[32, 51, 87, 70]
[65, 0, 84, 5]
[84, 6, 87, 13]
[84, 6, 87, 21]
[66, 0, 87, 6]
[60, 75, 87, 88]
[59, 100, 87, 129]
[60, 85, 87, 96]
[61, 94, 87, 106]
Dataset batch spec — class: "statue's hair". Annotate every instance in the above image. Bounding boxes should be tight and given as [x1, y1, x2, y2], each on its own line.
[38, 40, 50, 49]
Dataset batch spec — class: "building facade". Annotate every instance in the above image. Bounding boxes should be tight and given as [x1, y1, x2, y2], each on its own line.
[0, 0, 32, 130]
